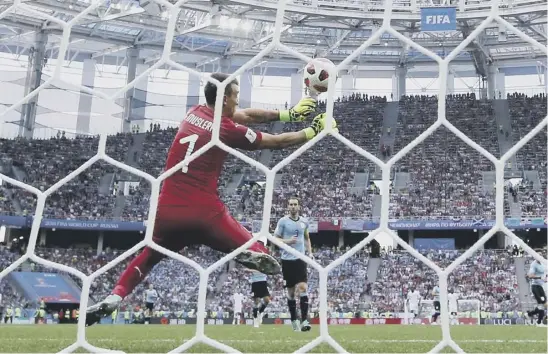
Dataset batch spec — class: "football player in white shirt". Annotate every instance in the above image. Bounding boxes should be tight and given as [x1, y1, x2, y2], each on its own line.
[143, 284, 159, 321]
[232, 292, 244, 325]
[448, 290, 459, 320]
[407, 288, 421, 320]
[431, 285, 441, 324]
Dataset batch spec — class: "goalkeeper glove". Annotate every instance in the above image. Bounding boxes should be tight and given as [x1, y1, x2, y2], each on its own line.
[279, 97, 317, 122]
[302, 113, 338, 140]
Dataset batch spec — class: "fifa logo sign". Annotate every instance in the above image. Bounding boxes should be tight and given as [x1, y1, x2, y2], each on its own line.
[420, 7, 457, 31]
[425, 15, 451, 25]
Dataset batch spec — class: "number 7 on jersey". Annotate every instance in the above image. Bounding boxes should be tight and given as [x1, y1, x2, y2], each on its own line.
[179, 134, 198, 173]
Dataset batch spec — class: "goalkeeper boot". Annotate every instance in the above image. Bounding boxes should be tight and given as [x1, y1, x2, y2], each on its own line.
[300, 319, 311, 332]
[291, 320, 301, 332]
[86, 294, 122, 327]
[235, 250, 281, 275]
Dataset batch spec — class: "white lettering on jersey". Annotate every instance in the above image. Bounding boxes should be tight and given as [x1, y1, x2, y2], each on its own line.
[245, 128, 257, 143]
[185, 114, 213, 132]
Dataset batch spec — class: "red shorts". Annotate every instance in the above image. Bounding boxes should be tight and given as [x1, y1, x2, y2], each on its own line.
[151, 204, 268, 254]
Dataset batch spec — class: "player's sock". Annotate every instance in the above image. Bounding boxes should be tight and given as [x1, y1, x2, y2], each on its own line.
[300, 294, 309, 321]
[287, 299, 297, 322]
[537, 309, 545, 324]
[259, 299, 268, 313]
[253, 307, 259, 318]
[113, 247, 164, 298]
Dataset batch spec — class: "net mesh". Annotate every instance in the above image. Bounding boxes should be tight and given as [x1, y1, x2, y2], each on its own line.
[0, 0, 546, 353]
[416, 300, 480, 322]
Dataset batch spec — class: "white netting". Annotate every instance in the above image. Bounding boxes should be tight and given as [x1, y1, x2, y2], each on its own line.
[0, 0, 547, 353]
[413, 300, 480, 323]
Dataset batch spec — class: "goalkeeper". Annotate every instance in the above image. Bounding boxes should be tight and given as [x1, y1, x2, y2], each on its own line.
[86, 72, 337, 326]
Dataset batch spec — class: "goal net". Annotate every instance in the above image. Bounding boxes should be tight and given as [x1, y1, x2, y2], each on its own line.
[405, 299, 480, 325]
[0, 0, 546, 353]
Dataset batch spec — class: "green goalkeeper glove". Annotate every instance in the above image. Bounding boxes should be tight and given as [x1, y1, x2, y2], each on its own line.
[279, 97, 317, 122]
[302, 113, 338, 140]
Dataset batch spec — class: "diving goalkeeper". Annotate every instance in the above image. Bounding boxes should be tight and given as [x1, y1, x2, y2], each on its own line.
[86, 72, 338, 326]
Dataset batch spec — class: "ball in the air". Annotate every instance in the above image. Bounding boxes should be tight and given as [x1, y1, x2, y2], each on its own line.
[303, 58, 337, 96]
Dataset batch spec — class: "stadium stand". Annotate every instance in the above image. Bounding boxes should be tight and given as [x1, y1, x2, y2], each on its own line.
[0, 245, 527, 318]
[0, 94, 545, 221]
[0, 93, 545, 322]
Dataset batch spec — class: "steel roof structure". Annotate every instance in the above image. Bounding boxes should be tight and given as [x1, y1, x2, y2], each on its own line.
[0, 0, 545, 78]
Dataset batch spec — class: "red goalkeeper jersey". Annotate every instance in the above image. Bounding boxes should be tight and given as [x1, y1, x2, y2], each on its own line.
[158, 105, 262, 209]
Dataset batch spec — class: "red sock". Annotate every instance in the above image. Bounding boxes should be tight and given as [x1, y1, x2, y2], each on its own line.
[249, 241, 269, 254]
[112, 247, 164, 298]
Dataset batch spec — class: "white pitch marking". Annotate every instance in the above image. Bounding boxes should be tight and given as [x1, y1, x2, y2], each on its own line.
[4, 338, 546, 344]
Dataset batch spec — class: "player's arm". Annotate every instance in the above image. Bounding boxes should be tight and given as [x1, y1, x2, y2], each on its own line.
[258, 131, 308, 150]
[258, 113, 338, 150]
[226, 113, 336, 152]
[304, 228, 313, 257]
[232, 98, 316, 125]
[273, 220, 289, 244]
[274, 219, 296, 245]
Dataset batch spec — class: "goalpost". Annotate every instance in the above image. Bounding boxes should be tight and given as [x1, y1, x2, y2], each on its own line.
[0, 0, 546, 353]
[405, 299, 481, 325]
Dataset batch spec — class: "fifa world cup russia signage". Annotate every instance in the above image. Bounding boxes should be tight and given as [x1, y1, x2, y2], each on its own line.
[0, 215, 545, 231]
[420, 7, 457, 32]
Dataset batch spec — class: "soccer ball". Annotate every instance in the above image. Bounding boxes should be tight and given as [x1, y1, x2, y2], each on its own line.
[303, 58, 337, 96]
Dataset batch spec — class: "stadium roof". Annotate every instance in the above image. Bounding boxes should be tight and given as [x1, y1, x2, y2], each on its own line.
[0, 0, 545, 77]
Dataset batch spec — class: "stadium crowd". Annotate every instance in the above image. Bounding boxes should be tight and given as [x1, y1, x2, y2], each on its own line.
[0, 244, 527, 318]
[387, 94, 499, 219]
[508, 93, 547, 217]
[371, 248, 519, 314]
[0, 94, 545, 222]
[0, 93, 545, 321]
[0, 134, 133, 219]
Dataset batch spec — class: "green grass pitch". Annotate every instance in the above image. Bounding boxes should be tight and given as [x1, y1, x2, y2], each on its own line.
[0, 324, 546, 353]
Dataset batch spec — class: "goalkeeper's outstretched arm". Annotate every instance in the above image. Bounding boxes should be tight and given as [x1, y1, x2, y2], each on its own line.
[232, 97, 317, 125]
[258, 113, 338, 150]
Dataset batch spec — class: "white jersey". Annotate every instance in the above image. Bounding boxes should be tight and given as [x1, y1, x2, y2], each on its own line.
[407, 290, 421, 305]
[233, 293, 244, 313]
[448, 293, 459, 312]
[145, 289, 159, 304]
[407, 290, 421, 312]
[432, 286, 440, 301]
